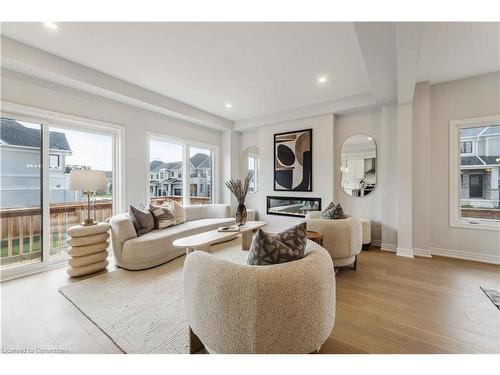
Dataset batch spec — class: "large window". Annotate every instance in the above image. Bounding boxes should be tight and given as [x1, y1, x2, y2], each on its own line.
[148, 136, 216, 205]
[248, 154, 258, 193]
[0, 107, 123, 280]
[49, 126, 114, 256]
[450, 116, 500, 230]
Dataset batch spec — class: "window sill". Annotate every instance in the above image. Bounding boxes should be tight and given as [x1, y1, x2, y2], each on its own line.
[450, 220, 500, 232]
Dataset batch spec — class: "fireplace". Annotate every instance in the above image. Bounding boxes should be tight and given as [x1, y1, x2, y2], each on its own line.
[266, 196, 321, 218]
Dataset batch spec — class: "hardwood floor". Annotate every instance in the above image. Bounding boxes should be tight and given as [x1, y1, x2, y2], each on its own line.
[1, 247, 499, 354]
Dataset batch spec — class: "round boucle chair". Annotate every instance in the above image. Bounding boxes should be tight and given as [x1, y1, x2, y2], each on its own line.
[183, 242, 335, 354]
[305, 212, 362, 268]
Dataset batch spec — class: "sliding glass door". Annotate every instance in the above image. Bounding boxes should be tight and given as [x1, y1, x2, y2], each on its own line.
[0, 110, 122, 279]
[48, 126, 114, 256]
[0, 117, 43, 268]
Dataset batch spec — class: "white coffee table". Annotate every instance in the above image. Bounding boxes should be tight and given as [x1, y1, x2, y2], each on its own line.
[172, 221, 266, 254]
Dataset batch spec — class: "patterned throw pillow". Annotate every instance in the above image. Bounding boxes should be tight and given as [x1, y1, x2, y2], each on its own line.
[247, 222, 307, 266]
[149, 203, 175, 229]
[321, 202, 344, 220]
[161, 200, 186, 225]
[129, 203, 155, 236]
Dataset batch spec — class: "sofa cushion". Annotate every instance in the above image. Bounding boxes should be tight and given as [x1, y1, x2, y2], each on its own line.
[149, 203, 175, 229]
[129, 203, 155, 235]
[247, 223, 307, 266]
[121, 217, 236, 264]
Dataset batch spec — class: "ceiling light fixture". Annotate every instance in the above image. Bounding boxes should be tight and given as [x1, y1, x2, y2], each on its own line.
[225, 103, 232, 109]
[317, 75, 328, 84]
[43, 22, 58, 30]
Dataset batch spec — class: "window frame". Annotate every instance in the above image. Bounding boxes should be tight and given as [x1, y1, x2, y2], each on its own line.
[247, 153, 259, 193]
[146, 133, 219, 205]
[1, 102, 126, 281]
[449, 115, 500, 232]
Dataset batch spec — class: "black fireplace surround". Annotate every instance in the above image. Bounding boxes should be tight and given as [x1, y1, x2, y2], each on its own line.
[266, 196, 321, 218]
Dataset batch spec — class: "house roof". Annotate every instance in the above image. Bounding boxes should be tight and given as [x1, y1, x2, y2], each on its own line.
[150, 153, 211, 171]
[461, 155, 500, 166]
[460, 125, 500, 138]
[0, 118, 71, 151]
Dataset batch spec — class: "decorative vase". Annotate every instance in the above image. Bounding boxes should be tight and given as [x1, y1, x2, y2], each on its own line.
[235, 203, 247, 226]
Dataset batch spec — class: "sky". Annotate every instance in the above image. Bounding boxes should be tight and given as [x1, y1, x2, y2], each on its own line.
[150, 140, 210, 163]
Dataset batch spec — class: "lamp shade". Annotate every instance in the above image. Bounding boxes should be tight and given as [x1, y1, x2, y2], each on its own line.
[69, 170, 107, 191]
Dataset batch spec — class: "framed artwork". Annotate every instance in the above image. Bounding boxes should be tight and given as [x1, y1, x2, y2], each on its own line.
[274, 128, 312, 191]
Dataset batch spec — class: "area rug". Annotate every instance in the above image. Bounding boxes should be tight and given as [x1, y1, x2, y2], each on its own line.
[480, 286, 500, 310]
[59, 255, 189, 353]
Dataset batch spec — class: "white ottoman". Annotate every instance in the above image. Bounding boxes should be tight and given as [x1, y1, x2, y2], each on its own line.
[359, 218, 371, 249]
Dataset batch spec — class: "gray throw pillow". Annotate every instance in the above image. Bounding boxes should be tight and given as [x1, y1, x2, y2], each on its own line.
[247, 222, 307, 266]
[149, 203, 175, 229]
[321, 202, 344, 220]
[129, 203, 155, 236]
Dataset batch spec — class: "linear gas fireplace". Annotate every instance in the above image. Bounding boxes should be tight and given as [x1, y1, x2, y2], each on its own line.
[266, 196, 321, 218]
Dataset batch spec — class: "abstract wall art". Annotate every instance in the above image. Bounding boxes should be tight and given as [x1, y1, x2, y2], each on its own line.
[274, 128, 312, 191]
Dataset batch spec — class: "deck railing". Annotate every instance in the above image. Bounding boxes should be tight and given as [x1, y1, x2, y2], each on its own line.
[1, 196, 210, 266]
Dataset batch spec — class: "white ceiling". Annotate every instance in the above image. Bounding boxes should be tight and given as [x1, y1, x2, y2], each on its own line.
[417, 22, 500, 84]
[0, 22, 371, 121]
[1, 22, 499, 125]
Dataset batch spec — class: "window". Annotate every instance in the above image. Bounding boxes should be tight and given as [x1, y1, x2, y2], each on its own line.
[460, 141, 473, 154]
[49, 126, 114, 256]
[188, 146, 213, 204]
[148, 136, 216, 206]
[49, 154, 61, 169]
[450, 116, 500, 230]
[1, 107, 123, 280]
[149, 139, 183, 205]
[248, 155, 258, 193]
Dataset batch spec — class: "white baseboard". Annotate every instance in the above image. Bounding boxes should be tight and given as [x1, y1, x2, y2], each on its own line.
[371, 239, 381, 247]
[430, 247, 500, 265]
[380, 242, 396, 252]
[396, 248, 414, 258]
[413, 248, 432, 258]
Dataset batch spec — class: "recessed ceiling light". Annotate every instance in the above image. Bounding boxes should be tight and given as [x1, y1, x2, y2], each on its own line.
[225, 103, 232, 109]
[43, 22, 58, 30]
[317, 75, 328, 84]
[367, 136, 373, 141]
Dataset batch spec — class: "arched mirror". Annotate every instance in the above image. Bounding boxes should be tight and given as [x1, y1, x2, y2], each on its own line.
[241, 146, 259, 193]
[340, 134, 376, 197]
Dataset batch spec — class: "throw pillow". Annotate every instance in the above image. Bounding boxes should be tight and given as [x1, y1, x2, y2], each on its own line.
[321, 202, 344, 220]
[149, 203, 175, 229]
[129, 203, 155, 236]
[247, 222, 307, 266]
[162, 200, 186, 225]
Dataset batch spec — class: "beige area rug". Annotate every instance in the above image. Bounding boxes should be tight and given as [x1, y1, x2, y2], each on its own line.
[59, 241, 248, 354]
[59, 255, 190, 354]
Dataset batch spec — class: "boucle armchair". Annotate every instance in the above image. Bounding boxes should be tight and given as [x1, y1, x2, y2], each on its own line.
[305, 212, 362, 268]
[183, 242, 336, 354]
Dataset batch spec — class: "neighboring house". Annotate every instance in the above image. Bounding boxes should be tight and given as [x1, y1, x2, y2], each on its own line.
[0, 118, 73, 207]
[149, 153, 212, 198]
[460, 125, 500, 209]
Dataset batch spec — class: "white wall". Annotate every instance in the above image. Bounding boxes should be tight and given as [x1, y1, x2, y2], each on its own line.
[1, 69, 224, 209]
[426, 72, 500, 261]
[239, 129, 260, 213]
[334, 110, 382, 243]
[257, 114, 335, 231]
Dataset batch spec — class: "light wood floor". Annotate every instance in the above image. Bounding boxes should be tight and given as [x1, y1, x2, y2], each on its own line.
[1, 248, 499, 354]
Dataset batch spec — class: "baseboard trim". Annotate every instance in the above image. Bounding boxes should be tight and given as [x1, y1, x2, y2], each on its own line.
[413, 248, 432, 258]
[380, 242, 396, 252]
[371, 239, 381, 247]
[430, 247, 500, 265]
[396, 248, 414, 258]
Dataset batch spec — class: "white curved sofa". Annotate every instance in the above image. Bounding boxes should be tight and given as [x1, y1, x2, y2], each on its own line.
[184, 241, 336, 354]
[109, 204, 235, 270]
[305, 211, 362, 268]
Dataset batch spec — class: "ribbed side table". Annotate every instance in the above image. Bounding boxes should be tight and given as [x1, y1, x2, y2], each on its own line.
[66, 222, 111, 277]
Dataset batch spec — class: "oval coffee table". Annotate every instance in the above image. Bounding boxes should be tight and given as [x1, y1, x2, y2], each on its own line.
[172, 220, 266, 254]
